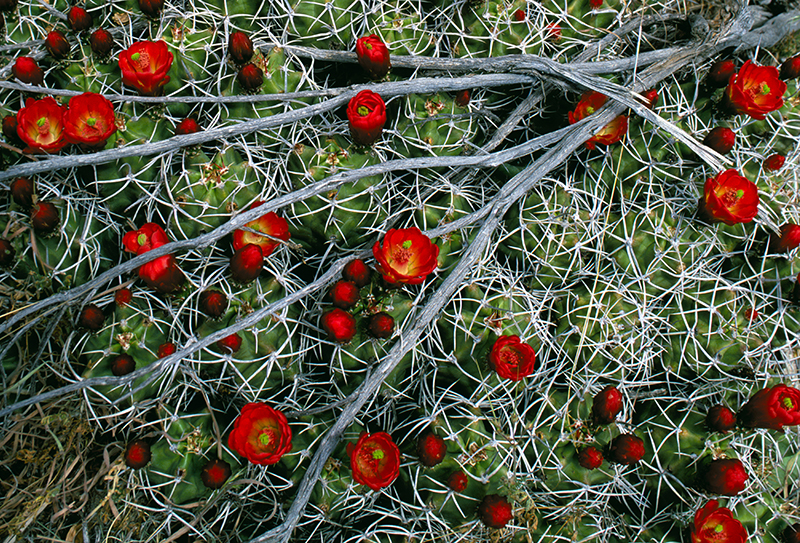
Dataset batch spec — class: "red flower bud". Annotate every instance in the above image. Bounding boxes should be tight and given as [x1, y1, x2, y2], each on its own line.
[0, 239, 16, 267]
[237, 63, 263, 91]
[174, 117, 200, 136]
[343, 258, 371, 287]
[12, 57, 44, 86]
[544, 23, 561, 42]
[699, 169, 759, 226]
[577, 446, 603, 469]
[89, 28, 114, 57]
[110, 353, 136, 376]
[368, 311, 394, 339]
[477, 494, 513, 529]
[513, 8, 525, 21]
[10, 177, 34, 209]
[199, 289, 228, 319]
[329, 280, 359, 309]
[217, 332, 242, 354]
[67, 6, 93, 31]
[230, 243, 263, 283]
[702, 127, 735, 155]
[454, 89, 470, 107]
[691, 500, 747, 543]
[124, 440, 151, 469]
[416, 430, 446, 467]
[781, 56, 800, 80]
[642, 88, 659, 108]
[137, 0, 163, 18]
[31, 201, 60, 234]
[78, 303, 104, 331]
[738, 384, 800, 430]
[702, 458, 748, 496]
[448, 470, 468, 492]
[347, 89, 387, 146]
[201, 458, 231, 489]
[157, 342, 176, 358]
[356, 34, 391, 80]
[45, 30, 70, 60]
[228, 31, 254, 66]
[606, 434, 645, 465]
[591, 385, 623, 425]
[744, 307, 758, 321]
[770, 223, 800, 253]
[114, 288, 132, 307]
[588, 0, 602, 6]
[2, 115, 20, 144]
[706, 405, 737, 433]
[321, 308, 357, 343]
[707, 59, 736, 88]
[764, 153, 786, 172]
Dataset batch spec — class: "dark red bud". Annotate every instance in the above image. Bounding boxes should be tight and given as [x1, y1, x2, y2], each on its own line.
[31, 201, 60, 234]
[114, 288, 132, 307]
[342, 258, 371, 287]
[237, 63, 263, 91]
[707, 59, 736, 87]
[780, 56, 800, 80]
[45, 30, 71, 60]
[175, 118, 200, 136]
[10, 177, 35, 209]
[0, 239, 16, 267]
[513, 8, 525, 21]
[199, 289, 228, 319]
[110, 353, 136, 376]
[642, 88, 659, 108]
[137, 0, 163, 18]
[477, 494, 514, 529]
[124, 440, 151, 469]
[448, 470, 468, 492]
[217, 332, 242, 354]
[764, 153, 786, 172]
[591, 385, 623, 425]
[329, 280, 359, 309]
[12, 57, 44, 86]
[67, 6, 93, 31]
[770, 223, 800, 253]
[368, 311, 394, 339]
[706, 405, 737, 433]
[89, 28, 114, 57]
[201, 458, 232, 489]
[606, 434, 645, 465]
[416, 431, 446, 467]
[157, 342, 177, 358]
[455, 89, 470, 107]
[228, 31, 254, 66]
[577, 446, 603, 469]
[702, 126, 735, 155]
[78, 303, 104, 331]
[230, 243, 263, 283]
[3, 115, 20, 144]
[321, 308, 357, 343]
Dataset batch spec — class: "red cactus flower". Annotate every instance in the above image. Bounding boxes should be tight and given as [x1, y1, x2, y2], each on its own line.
[230, 243, 263, 284]
[606, 434, 645, 465]
[348, 431, 400, 491]
[233, 202, 290, 257]
[118, 40, 173, 96]
[781, 56, 800, 80]
[368, 312, 394, 339]
[67, 6, 92, 31]
[702, 127, 735, 155]
[16, 97, 67, 154]
[78, 303, 104, 331]
[707, 59, 737, 88]
[347, 89, 387, 146]
[567, 91, 627, 149]
[329, 280, 359, 310]
[577, 446, 604, 469]
[174, 118, 200, 136]
[690, 500, 747, 543]
[700, 169, 758, 226]
[591, 385, 623, 425]
[769, 223, 800, 253]
[157, 342, 177, 358]
[738, 384, 800, 430]
[201, 458, 232, 489]
[416, 430, 446, 467]
[124, 440, 151, 469]
[110, 353, 136, 376]
[31, 201, 60, 234]
[123, 222, 168, 255]
[122, 223, 184, 294]
[63, 92, 116, 149]
[488, 335, 537, 381]
[89, 28, 114, 57]
[228, 402, 292, 465]
[356, 34, 391, 80]
[764, 153, 785, 172]
[0, 239, 16, 267]
[321, 308, 357, 343]
[477, 494, 514, 528]
[343, 258, 371, 287]
[199, 289, 228, 319]
[217, 332, 242, 354]
[10, 177, 35, 209]
[723, 60, 787, 120]
[448, 470, 468, 492]
[45, 30, 70, 60]
[137, 0, 163, 18]
[702, 458, 748, 496]
[228, 31, 254, 66]
[114, 288, 132, 307]
[706, 405, 737, 433]
[237, 63, 263, 90]
[372, 227, 439, 285]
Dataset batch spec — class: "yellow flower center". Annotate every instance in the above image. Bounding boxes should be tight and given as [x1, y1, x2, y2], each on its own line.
[761, 83, 771, 95]
[138, 233, 147, 246]
[365, 42, 373, 50]
[86, 117, 97, 127]
[784, 397, 794, 410]
[372, 449, 384, 460]
[715, 525, 724, 533]
[259, 431, 271, 447]
[357, 105, 370, 117]
[586, 106, 594, 115]
[402, 240, 412, 249]
[131, 53, 140, 61]
[37, 117, 47, 127]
